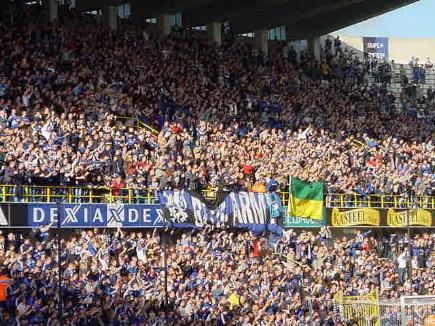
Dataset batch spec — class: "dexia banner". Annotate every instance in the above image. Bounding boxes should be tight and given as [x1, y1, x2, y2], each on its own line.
[26, 204, 164, 228]
[363, 37, 389, 61]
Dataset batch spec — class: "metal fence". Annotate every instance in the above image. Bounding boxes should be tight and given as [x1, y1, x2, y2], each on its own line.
[334, 291, 380, 326]
[0, 185, 434, 209]
[399, 296, 435, 326]
[341, 296, 435, 326]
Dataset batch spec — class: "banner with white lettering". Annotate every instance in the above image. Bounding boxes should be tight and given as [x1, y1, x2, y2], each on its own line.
[0, 204, 8, 226]
[230, 192, 280, 225]
[363, 37, 389, 61]
[158, 190, 283, 230]
[26, 204, 164, 228]
[158, 190, 232, 228]
[1, 203, 432, 228]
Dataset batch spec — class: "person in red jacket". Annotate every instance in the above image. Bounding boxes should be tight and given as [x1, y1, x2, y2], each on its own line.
[111, 175, 125, 198]
[0, 268, 13, 305]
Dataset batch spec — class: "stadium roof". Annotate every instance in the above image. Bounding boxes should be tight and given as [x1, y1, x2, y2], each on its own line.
[76, 0, 418, 39]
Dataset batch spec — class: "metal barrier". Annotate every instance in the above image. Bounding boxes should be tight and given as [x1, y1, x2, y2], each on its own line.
[114, 116, 159, 136]
[0, 185, 434, 208]
[325, 193, 435, 209]
[0, 185, 156, 204]
[334, 294, 435, 326]
[400, 296, 435, 326]
[334, 291, 380, 326]
[379, 296, 435, 326]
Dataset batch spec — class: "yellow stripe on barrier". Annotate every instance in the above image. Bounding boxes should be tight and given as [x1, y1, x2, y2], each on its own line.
[334, 290, 380, 326]
[115, 116, 159, 136]
[0, 185, 433, 209]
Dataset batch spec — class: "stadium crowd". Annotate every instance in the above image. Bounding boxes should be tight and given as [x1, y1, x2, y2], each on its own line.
[0, 227, 433, 325]
[0, 6, 433, 326]
[0, 14, 433, 200]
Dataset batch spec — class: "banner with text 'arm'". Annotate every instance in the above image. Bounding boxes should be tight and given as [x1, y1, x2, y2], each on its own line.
[158, 190, 283, 231]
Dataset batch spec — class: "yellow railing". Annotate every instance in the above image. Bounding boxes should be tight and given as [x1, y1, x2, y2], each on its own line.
[0, 185, 433, 209]
[324, 193, 435, 209]
[114, 116, 159, 136]
[334, 290, 380, 326]
[0, 185, 157, 204]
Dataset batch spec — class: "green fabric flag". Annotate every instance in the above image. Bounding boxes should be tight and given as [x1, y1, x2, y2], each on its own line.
[289, 177, 324, 220]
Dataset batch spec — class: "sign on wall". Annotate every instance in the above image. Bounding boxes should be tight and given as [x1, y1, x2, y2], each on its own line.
[159, 190, 283, 229]
[26, 204, 165, 228]
[326, 208, 434, 227]
[363, 37, 389, 61]
[1, 202, 433, 229]
[283, 206, 326, 227]
[386, 208, 432, 227]
[331, 207, 380, 226]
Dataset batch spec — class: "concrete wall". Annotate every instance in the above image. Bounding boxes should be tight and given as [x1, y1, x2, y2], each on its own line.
[336, 35, 435, 64]
[325, 35, 364, 58]
[287, 36, 363, 59]
[389, 38, 435, 64]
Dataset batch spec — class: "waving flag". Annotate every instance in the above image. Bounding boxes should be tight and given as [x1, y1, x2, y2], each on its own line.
[289, 177, 323, 220]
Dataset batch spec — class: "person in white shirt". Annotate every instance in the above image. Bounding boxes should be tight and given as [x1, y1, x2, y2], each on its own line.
[397, 249, 409, 284]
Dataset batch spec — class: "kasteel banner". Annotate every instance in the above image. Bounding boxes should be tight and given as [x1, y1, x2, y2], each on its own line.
[327, 207, 434, 227]
[363, 37, 389, 61]
[331, 208, 380, 226]
[387, 208, 432, 227]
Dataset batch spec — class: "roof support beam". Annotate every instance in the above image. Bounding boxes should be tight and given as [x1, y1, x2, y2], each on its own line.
[285, 0, 418, 39]
[129, 0, 214, 19]
[231, 0, 363, 33]
[183, 0, 288, 27]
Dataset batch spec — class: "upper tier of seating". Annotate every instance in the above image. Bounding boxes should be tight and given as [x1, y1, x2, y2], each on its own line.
[0, 18, 433, 199]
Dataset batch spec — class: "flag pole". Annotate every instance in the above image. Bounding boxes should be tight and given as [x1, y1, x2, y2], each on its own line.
[288, 176, 292, 216]
[57, 206, 62, 322]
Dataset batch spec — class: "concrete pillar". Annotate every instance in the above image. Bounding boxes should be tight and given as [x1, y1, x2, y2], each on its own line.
[254, 30, 268, 57]
[157, 14, 171, 36]
[129, 0, 147, 23]
[108, 6, 118, 31]
[103, 5, 118, 31]
[44, 0, 58, 22]
[206, 22, 222, 46]
[308, 36, 321, 61]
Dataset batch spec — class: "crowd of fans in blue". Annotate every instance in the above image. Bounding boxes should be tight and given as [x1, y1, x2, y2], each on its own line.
[0, 5, 433, 326]
[0, 11, 433, 200]
[0, 226, 433, 325]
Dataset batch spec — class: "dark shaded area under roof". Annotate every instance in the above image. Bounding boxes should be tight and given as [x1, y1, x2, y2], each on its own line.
[76, 0, 417, 39]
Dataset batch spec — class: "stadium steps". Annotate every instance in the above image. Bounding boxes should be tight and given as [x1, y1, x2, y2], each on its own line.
[386, 64, 435, 117]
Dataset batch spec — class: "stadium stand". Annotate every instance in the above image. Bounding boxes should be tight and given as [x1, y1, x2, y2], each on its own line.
[0, 19, 433, 202]
[0, 2, 433, 326]
[0, 228, 433, 325]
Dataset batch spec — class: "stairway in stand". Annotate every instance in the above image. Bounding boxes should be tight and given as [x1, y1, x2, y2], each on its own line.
[386, 63, 435, 118]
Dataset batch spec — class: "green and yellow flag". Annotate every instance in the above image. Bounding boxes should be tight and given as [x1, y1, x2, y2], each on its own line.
[288, 177, 323, 220]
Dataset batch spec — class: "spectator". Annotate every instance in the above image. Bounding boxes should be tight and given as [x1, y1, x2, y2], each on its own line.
[0, 7, 432, 205]
[397, 248, 410, 284]
[0, 228, 433, 324]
